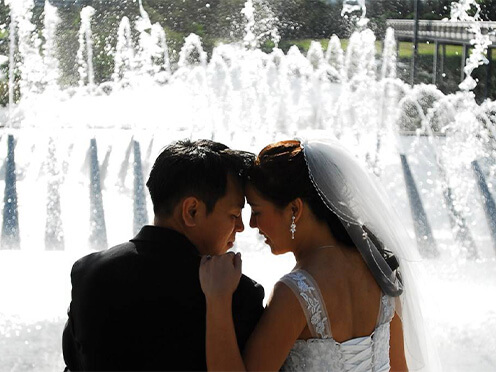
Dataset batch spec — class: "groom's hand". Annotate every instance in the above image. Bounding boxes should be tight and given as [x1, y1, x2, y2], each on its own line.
[199, 252, 242, 301]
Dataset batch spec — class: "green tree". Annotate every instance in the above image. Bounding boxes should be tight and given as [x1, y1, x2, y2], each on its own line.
[479, 0, 496, 20]
[272, 0, 343, 40]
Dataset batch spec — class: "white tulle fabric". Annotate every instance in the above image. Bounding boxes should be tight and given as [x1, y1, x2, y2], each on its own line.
[280, 269, 394, 372]
[301, 138, 440, 371]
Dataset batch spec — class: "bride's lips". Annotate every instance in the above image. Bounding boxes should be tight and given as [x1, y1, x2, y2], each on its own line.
[227, 241, 234, 248]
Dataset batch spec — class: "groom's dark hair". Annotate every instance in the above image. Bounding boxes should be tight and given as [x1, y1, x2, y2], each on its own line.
[146, 139, 254, 217]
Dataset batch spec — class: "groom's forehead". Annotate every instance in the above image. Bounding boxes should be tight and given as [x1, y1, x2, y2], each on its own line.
[228, 183, 245, 208]
[230, 189, 245, 209]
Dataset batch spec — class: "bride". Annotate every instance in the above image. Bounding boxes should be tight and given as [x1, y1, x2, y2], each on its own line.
[200, 139, 436, 371]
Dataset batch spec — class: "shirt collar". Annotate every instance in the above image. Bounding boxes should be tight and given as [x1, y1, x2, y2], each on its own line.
[130, 225, 200, 257]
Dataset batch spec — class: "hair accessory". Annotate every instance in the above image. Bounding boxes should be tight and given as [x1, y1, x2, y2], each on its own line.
[290, 215, 296, 239]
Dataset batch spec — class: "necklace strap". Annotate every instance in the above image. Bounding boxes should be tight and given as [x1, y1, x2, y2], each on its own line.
[315, 244, 336, 250]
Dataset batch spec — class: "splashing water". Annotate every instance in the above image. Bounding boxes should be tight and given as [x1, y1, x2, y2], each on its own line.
[381, 28, 397, 80]
[450, 0, 494, 91]
[341, 0, 369, 28]
[0, 0, 495, 371]
[77, 6, 96, 89]
[41, 1, 60, 92]
[242, 0, 257, 49]
[112, 16, 135, 86]
[241, 0, 280, 49]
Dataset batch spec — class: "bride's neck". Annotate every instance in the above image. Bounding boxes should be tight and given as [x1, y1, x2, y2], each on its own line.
[292, 225, 340, 264]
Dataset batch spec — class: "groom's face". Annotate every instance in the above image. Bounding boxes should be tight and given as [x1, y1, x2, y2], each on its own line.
[193, 175, 245, 255]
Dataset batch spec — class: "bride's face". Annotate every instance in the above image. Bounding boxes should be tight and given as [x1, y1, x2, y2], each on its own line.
[245, 184, 293, 255]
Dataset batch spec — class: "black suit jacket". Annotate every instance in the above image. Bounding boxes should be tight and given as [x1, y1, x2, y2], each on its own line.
[62, 226, 265, 371]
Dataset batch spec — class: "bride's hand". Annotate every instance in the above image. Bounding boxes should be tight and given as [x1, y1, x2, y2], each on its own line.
[199, 252, 242, 300]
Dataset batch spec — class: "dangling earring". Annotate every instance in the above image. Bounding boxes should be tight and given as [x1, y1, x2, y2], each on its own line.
[290, 215, 296, 240]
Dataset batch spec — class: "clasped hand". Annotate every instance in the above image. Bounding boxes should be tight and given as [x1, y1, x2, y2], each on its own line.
[199, 252, 242, 300]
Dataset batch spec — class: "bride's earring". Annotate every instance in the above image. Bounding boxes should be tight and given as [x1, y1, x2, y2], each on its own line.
[290, 215, 296, 240]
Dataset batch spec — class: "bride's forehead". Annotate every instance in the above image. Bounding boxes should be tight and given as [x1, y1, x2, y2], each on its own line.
[244, 184, 260, 199]
[245, 186, 273, 208]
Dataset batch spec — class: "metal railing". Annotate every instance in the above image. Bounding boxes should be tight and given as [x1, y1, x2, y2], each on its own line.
[386, 19, 496, 46]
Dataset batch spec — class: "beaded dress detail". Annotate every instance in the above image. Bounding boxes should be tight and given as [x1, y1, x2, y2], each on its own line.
[280, 269, 395, 372]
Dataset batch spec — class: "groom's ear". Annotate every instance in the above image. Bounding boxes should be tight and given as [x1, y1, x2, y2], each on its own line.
[182, 197, 200, 227]
[291, 198, 304, 223]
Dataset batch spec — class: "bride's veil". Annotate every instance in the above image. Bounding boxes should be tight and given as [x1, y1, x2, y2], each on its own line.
[301, 138, 440, 371]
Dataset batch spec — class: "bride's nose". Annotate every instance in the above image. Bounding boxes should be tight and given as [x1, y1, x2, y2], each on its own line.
[249, 214, 257, 228]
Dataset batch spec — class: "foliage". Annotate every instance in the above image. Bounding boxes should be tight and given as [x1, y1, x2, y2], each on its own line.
[0, 0, 493, 103]
[270, 0, 344, 39]
[479, 0, 496, 20]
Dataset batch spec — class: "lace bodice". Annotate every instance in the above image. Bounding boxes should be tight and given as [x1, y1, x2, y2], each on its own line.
[280, 269, 395, 372]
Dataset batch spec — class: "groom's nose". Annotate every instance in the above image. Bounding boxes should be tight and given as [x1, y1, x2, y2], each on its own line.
[235, 215, 244, 233]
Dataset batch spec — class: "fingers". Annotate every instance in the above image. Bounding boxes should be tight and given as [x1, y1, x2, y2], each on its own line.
[225, 251, 241, 266]
[199, 252, 242, 276]
[199, 252, 243, 298]
[233, 252, 242, 272]
[201, 252, 241, 263]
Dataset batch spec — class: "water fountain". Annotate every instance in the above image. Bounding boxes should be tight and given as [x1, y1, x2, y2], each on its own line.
[0, 0, 495, 370]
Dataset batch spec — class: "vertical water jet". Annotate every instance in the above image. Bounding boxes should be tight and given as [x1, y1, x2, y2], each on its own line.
[472, 160, 496, 255]
[1, 134, 20, 249]
[45, 138, 64, 250]
[41, 1, 61, 91]
[89, 138, 107, 250]
[443, 188, 479, 258]
[325, 35, 345, 79]
[438, 165, 479, 259]
[113, 16, 134, 86]
[77, 6, 96, 89]
[143, 137, 154, 177]
[99, 146, 112, 186]
[118, 138, 133, 188]
[400, 154, 438, 258]
[133, 140, 148, 235]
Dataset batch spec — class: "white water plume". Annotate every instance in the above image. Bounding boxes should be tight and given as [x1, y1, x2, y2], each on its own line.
[150, 23, 172, 83]
[341, 0, 368, 28]
[113, 17, 135, 86]
[450, 0, 494, 91]
[77, 6, 96, 89]
[7, 0, 44, 99]
[177, 33, 208, 69]
[381, 28, 397, 80]
[242, 0, 257, 49]
[241, 0, 280, 49]
[41, 1, 60, 91]
[325, 35, 345, 82]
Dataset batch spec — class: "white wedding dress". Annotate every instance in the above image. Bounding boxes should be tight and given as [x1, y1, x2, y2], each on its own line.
[279, 269, 395, 372]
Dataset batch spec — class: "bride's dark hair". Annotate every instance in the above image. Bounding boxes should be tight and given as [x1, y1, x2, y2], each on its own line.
[247, 140, 355, 247]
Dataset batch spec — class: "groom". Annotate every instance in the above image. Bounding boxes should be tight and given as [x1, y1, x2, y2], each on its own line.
[62, 139, 265, 371]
